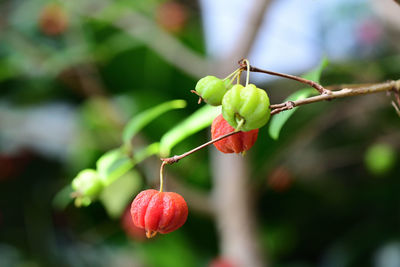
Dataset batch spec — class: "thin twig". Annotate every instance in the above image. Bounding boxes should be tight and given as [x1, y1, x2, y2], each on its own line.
[270, 80, 400, 115]
[161, 130, 240, 164]
[238, 59, 330, 95]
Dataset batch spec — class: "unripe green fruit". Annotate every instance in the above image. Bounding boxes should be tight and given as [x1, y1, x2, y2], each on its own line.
[195, 76, 229, 106]
[72, 169, 103, 197]
[365, 143, 396, 176]
[222, 84, 270, 131]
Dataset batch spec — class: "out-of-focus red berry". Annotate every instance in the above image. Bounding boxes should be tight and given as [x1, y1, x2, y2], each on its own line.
[130, 189, 188, 238]
[209, 257, 236, 267]
[0, 151, 32, 181]
[267, 166, 292, 192]
[155, 2, 188, 33]
[211, 114, 258, 154]
[39, 4, 68, 36]
[357, 19, 382, 46]
[121, 206, 147, 241]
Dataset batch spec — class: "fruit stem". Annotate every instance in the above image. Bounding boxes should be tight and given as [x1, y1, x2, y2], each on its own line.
[223, 68, 241, 81]
[238, 59, 329, 95]
[159, 161, 167, 192]
[161, 130, 241, 165]
[229, 71, 241, 86]
[237, 71, 241, 84]
[242, 59, 250, 86]
[235, 118, 245, 132]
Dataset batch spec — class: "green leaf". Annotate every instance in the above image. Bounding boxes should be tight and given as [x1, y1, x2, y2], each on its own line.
[268, 58, 329, 140]
[136, 231, 198, 267]
[159, 105, 221, 156]
[97, 148, 134, 186]
[96, 143, 159, 187]
[302, 57, 329, 81]
[268, 88, 315, 140]
[52, 185, 74, 210]
[122, 99, 186, 144]
[100, 169, 142, 218]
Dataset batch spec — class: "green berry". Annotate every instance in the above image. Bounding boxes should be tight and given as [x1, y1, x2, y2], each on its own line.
[365, 143, 396, 176]
[222, 84, 270, 131]
[72, 169, 103, 198]
[195, 76, 228, 106]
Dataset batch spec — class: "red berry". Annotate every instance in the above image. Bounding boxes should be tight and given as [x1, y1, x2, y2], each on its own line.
[211, 114, 258, 154]
[130, 189, 188, 238]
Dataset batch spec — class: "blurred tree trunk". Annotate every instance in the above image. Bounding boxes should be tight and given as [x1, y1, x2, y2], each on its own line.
[209, 1, 273, 265]
[211, 152, 265, 267]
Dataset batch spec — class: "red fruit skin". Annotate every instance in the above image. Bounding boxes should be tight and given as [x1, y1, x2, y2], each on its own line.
[130, 189, 188, 238]
[211, 114, 258, 153]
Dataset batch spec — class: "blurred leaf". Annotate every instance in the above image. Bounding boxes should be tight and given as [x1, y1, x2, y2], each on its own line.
[97, 148, 134, 186]
[122, 99, 186, 144]
[136, 231, 198, 267]
[302, 57, 329, 81]
[365, 143, 397, 176]
[97, 143, 159, 186]
[100, 170, 142, 218]
[268, 58, 329, 140]
[268, 88, 315, 140]
[52, 185, 74, 210]
[159, 105, 221, 156]
[134, 142, 160, 162]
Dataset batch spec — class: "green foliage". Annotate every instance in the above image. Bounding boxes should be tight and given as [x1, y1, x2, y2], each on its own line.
[96, 149, 134, 186]
[365, 143, 397, 176]
[100, 170, 142, 218]
[122, 99, 186, 144]
[268, 58, 329, 139]
[159, 105, 221, 156]
[136, 232, 198, 267]
[52, 185, 74, 210]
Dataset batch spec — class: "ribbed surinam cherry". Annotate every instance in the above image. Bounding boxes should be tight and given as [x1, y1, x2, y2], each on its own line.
[130, 189, 188, 238]
[222, 84, 270, 131]
[211, 114, 258, 154]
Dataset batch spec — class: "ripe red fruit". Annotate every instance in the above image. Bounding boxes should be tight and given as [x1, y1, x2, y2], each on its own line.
[130, 189, 188, 238]
[211, 114, 258, 154]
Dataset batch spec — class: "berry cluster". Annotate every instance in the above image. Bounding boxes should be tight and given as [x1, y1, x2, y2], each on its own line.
[194, 63, 270, 153]
[129, 61, 271, 238]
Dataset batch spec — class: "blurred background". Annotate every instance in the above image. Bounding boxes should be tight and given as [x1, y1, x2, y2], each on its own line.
[0, 0, 400, 266]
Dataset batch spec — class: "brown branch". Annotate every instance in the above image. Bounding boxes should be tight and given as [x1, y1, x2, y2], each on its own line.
[161, 130, 240, 164]
[270, 80, 400, 115]
[161, 79, 399, 166]
[238, 60, 330, 95]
